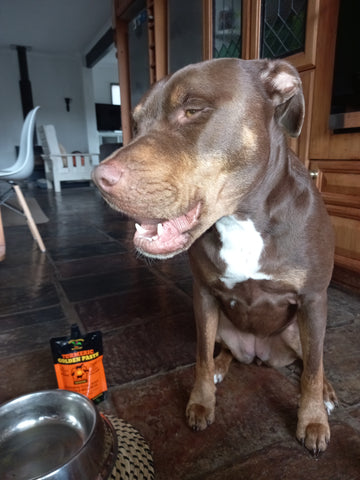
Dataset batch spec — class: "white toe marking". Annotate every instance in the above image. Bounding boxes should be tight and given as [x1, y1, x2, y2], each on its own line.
[324, 400, 335, 415]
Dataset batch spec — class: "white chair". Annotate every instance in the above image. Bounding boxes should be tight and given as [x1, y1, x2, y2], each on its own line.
[0, 106, 46, 259]
[38, 124, 100, 192]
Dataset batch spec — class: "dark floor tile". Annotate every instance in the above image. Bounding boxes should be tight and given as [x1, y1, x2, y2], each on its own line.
[150, 253, 192, 281]
[0, 305, 66, 332]
[55, 252, 146, 279]
[60, 267, 165, 302]
[110, 363, 305, 480]
[0, 348, 58, 404]
[0, 283, 59, 316]
[103, 310, 196, 386]
[337, 404, 360, 435]
[328, 285, 360, 328]
[42, 228, 111, 250]
[0, 314, 69, 358]
[200, 423, 360, 480]
[324, 322, 360, 406]
[150, 254, 194, 296]
[35, 187, 108, 217]
[0, 256, 53, 288]
[38, 221, 103, 240]
[1, 229, 47, 266]
[103, 221, 138, 244]
[48, 240, 126, 262]
[75, 283, 193, 332]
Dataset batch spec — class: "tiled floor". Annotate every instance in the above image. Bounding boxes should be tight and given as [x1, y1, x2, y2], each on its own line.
[1, 185, 360, 479]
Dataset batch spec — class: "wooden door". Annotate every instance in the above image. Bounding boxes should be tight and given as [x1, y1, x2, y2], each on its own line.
[203, 0, 319, 165]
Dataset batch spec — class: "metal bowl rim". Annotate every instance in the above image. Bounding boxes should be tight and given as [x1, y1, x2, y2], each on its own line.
[0, 390, 103, 478]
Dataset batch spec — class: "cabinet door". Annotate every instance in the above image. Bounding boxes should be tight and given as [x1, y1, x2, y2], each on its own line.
[309, 160, 360, 290]
[308, 0, 360, 290]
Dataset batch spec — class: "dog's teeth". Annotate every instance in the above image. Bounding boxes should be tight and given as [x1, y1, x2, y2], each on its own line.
[157, 223, 164, 236]
[135, 223, 147, 235]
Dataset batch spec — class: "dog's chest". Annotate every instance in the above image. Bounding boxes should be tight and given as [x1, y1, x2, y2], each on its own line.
[215, 215, 271, 289]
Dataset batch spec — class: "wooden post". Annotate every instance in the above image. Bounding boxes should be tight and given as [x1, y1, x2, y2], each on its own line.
[115, 17, 132, 145]
[202, 0, 213, 60]
[153, 0, 168, 81]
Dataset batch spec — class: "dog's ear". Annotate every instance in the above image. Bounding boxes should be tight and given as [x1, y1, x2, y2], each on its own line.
[260, 60, 305, 137]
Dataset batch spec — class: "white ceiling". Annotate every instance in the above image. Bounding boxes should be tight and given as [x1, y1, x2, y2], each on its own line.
[0, 0, 113, 57]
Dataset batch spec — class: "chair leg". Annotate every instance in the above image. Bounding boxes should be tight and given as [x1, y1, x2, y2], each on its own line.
[54, 179, 61, 192]
[0, 207, 5, 261]
[13, 185, 46, 253]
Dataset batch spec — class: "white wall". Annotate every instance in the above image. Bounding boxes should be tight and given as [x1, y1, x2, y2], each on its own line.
[92, 55, 119, 104]
[29, 51, 88, 153]
[0, 46, 119, 169]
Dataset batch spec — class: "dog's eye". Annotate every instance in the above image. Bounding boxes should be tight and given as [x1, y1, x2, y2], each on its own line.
[185, 109, 200, 118]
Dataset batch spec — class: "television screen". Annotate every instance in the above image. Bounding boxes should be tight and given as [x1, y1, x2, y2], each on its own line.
[95, 103, 121, 132]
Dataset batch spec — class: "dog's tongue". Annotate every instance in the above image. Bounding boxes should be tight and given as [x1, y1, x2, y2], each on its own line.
[133, 203, 200, 257]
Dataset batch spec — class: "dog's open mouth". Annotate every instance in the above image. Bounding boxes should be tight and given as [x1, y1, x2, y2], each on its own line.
[133, 202, 201, 258]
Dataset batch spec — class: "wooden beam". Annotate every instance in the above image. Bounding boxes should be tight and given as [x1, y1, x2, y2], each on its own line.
[85, 28, 114, 68]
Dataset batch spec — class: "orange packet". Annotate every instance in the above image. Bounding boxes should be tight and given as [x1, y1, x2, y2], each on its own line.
[50, 324, 107, 403]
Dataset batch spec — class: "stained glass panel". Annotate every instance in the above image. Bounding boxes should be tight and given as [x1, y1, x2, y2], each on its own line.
[260, 0, 307, 59]
[213, 0, 242, 58]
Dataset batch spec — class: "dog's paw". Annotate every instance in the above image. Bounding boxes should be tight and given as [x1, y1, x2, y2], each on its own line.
[296, 420, 330, 456]
[186, 403, 215, 431]
[213, 348, 233, 385]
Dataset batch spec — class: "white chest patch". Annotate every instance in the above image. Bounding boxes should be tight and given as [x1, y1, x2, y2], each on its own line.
[216, 216, 271, 289]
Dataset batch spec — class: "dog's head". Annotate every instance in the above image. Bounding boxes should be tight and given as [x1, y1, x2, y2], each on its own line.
[92, 58, 304, 259]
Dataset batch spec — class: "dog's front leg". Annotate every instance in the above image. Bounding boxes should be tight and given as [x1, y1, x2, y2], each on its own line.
[296, 291, 331, 455]
[186, 280, 219, 431]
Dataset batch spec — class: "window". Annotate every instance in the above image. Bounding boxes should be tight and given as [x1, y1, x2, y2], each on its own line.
[213, 0, 242, 58]
[111, 83, 121, 105]
[260, 0, 307, 59]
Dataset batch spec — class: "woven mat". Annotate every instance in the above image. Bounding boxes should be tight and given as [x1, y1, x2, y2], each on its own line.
[106, 415, 155, 480]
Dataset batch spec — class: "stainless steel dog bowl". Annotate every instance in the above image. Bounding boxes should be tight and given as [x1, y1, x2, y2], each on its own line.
[0, 390, 117, 480]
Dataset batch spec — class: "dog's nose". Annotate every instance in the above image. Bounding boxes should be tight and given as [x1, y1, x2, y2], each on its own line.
[93, 163, 121, 191]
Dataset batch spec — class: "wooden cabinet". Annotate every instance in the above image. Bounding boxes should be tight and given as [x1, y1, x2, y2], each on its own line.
[309, 160, 360, 287]
[308, 0, 360, 291]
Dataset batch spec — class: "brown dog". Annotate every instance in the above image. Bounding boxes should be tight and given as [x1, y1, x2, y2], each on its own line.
[92, 58, 338, 455]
